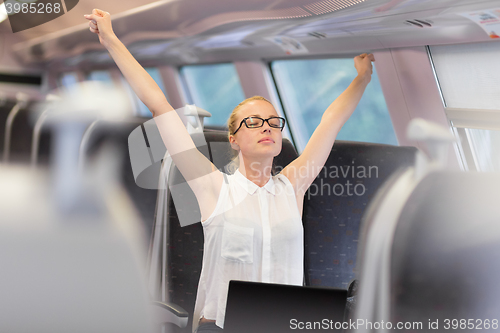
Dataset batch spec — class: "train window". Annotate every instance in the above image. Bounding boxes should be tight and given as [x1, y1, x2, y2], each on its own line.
[87, 70, 114, 85]
[180, 63, 245, 128]
[429, 42, 500, 171]
[59, 72, 79, 90]
[465, 128, 500, 172]
[271, 58, 397, 152]
[86, 68, 167, 117]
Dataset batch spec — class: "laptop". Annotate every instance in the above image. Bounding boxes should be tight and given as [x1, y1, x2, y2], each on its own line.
[224, 280, 348, 333]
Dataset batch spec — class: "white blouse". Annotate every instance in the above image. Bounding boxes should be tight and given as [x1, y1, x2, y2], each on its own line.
[192, 169, 304, 332]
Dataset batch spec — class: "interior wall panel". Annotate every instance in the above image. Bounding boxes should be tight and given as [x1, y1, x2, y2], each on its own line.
[234, 61, 272, 100]
[373, 49, 412, 147]
[375, 46, 460, 169]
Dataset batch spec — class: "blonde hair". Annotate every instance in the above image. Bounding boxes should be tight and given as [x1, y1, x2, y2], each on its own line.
[227, 96, 273, 139]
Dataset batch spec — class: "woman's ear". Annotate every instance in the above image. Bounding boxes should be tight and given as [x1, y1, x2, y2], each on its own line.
[229, 135, 239, 151]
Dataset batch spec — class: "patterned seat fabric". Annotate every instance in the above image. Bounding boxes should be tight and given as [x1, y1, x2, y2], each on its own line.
[303, 141, 417, 288]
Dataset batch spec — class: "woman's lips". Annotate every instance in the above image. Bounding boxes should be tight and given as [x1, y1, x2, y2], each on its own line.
[258, 137, 274, 143]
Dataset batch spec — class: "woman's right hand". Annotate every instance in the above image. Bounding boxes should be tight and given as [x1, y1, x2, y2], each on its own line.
[84, 9, 116, 48]
[354, 53, 374, 83]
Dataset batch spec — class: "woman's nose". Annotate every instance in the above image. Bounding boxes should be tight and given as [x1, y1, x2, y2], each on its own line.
[261, 124, 271, 133]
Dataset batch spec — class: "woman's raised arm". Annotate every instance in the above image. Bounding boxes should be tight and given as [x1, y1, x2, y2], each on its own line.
[85, 9, 172, 117]
[281, 53, 375, 197]
[84, 9, 223, 221]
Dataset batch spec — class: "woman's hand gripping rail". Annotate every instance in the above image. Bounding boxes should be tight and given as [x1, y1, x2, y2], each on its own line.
[84, 9, 171, 117]
[84, 9, 224, 222]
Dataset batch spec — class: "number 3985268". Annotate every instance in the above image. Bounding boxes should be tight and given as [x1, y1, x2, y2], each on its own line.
[5, 2, 62, 14]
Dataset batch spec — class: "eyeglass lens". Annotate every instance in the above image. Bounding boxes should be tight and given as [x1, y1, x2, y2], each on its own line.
[246, 117, 284, 128]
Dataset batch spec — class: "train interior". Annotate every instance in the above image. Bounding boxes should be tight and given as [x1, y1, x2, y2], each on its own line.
[1, 0, 500, 332]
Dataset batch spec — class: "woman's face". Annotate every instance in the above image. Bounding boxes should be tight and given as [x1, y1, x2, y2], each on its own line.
[229, 100, 283, 160]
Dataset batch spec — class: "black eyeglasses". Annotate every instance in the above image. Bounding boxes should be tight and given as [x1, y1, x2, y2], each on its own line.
[232, 116, 286, 135]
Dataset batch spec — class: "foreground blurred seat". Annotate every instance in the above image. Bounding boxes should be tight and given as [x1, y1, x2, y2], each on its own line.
[351, 119, 494, 332]
[0, 99, 155, 332]
[0, 98, 17, 159]
[0, 82, 184, 332]
[390, 171, 500, 326]
[2, 93, 32, 164]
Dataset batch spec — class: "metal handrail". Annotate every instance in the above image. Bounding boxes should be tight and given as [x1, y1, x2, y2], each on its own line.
[3, 93, 29, 163]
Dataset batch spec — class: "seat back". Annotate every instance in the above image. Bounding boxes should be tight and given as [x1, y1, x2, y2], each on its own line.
[302, 141, 417, 288]
[3, 102, 35, 164]
[391, 171, 500, 324]
[163, 130, 298, 332]
[0, 100, 17, 159]
[81, 117, 158, 246]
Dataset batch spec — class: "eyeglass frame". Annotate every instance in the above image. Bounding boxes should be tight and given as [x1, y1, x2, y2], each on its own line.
[232, 116, 286, 135]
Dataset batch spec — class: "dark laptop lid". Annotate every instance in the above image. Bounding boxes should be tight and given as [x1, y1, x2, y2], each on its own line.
[224, 281, 347, 333]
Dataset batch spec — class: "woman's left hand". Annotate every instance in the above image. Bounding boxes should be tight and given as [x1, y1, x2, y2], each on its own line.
[354, 53, 375, 81]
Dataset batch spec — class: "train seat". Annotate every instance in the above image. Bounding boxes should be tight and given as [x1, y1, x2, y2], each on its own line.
[0, 110, 159, 333]
[2, 96, 34, 164]
[390, 171, 500, 326]
[0, 99, 17, 159]
[151, 130, 298, 332]
[351, 119, 500, 331]
[302, 141, 417, 289]
[79, 117, 159, 245]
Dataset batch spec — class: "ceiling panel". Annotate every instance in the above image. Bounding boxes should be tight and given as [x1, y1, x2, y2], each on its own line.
[3, 0, 499, 67]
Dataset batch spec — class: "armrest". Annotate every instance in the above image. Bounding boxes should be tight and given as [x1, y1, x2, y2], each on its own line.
[151, 301, 189, 328]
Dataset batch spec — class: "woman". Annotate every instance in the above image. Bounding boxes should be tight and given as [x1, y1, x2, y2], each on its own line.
[85, 9, 374, 333]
